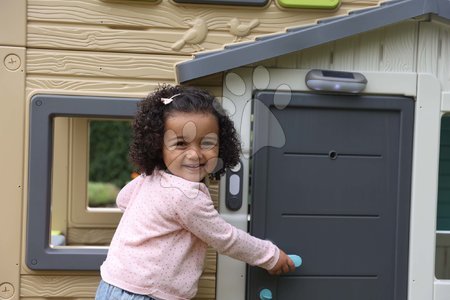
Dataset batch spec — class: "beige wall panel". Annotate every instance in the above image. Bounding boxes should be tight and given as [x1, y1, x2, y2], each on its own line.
[417, 20, 450, 92]
[417, 22, 440, 75]
[262, 35, 355, 70]
[249, 58, 278, 68]
[337, 22, 417, 73]
[21, 276, 99, 298]
[27, 76, 172, 98]
[275, 55, 298, 69]
[342, 23, 415, 72]
[379, 21, 417, 72]
[1, 0, 26, 46]
[0, 46, 25, 300]
[352, 29, 382, 70]
[208, 179, 220, 202]
[264, 22, 418, 73]
[298, 43, 333, 69]
[27, 24, 231, 55]
[21, 274, 215, 299]
[332, 35, 359, 70]
[204, 248, 218, 273]
[28, 0, 382, 33]
[438, 26, 450, 91]
[27, 50, 187, 80]
[196, 275, 216, 299]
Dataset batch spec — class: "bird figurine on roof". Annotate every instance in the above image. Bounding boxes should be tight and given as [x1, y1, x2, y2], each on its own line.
[228, 18, 260, 42]
[171, 18, 208, 52]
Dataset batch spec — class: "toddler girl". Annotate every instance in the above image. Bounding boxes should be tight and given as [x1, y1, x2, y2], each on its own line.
[96, 85, 294, 300]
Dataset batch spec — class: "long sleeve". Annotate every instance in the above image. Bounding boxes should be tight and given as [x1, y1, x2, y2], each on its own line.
[116, 175, 144, 211]
[173, 190, 280, 270]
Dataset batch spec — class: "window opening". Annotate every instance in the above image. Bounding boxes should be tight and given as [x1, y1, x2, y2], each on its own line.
[88, 119, 134, 208]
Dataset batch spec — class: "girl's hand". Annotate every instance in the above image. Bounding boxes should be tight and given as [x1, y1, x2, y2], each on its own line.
[268, 250, 296, 275]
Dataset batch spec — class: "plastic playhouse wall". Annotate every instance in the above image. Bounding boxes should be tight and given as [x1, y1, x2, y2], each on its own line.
[2, 0, 450, 299]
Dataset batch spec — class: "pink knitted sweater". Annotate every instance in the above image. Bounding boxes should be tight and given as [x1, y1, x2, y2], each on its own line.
[100, 171, 279, 300]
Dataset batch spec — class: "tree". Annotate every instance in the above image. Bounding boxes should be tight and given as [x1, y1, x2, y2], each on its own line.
[88, 120, 134, 189]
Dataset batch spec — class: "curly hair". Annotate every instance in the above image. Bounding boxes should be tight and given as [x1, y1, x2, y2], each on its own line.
[129, 84, 241, 178]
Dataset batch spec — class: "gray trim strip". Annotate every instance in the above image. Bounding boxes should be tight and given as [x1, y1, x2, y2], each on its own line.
[176, 0, 450, 83]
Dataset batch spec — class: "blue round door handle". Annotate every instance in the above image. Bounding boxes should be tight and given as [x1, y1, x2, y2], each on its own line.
[259, 288, 273, 300]
[288, 254, 302, 268]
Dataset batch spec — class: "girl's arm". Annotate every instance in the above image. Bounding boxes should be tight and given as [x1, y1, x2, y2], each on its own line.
[116, 175, 144, 211]
[174, 192, 281, 271]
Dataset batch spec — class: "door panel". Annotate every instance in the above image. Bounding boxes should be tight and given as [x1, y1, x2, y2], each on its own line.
[248, 92, 414, 300]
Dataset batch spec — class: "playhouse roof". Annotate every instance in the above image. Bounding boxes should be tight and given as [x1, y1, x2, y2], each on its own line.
[175, 0, 450, 83]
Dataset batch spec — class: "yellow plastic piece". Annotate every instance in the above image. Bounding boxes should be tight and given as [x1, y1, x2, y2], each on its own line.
[277, 0, 340, 9]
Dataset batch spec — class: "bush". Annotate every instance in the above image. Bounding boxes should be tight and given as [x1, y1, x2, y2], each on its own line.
[88, 182, 120, 207]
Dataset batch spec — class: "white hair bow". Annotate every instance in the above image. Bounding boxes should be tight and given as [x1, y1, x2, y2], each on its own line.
[161, 93, 181, 105]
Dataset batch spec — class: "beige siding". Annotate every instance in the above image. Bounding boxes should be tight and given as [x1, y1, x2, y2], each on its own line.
[260, 21, 419, 73]
[27, 50, 184, 80]
[20, 274, 216, 299]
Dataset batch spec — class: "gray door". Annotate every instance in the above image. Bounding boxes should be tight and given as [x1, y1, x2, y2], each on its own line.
[248, 92, 414, 300]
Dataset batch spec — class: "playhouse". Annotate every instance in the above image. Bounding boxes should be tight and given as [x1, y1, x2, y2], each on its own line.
[2, 0, 450, 299]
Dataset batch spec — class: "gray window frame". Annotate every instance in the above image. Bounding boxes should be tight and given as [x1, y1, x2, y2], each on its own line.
[27, 94, 138, 270]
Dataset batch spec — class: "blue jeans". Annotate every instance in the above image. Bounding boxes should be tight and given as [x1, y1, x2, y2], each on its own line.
[95, 280, 157, 300]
